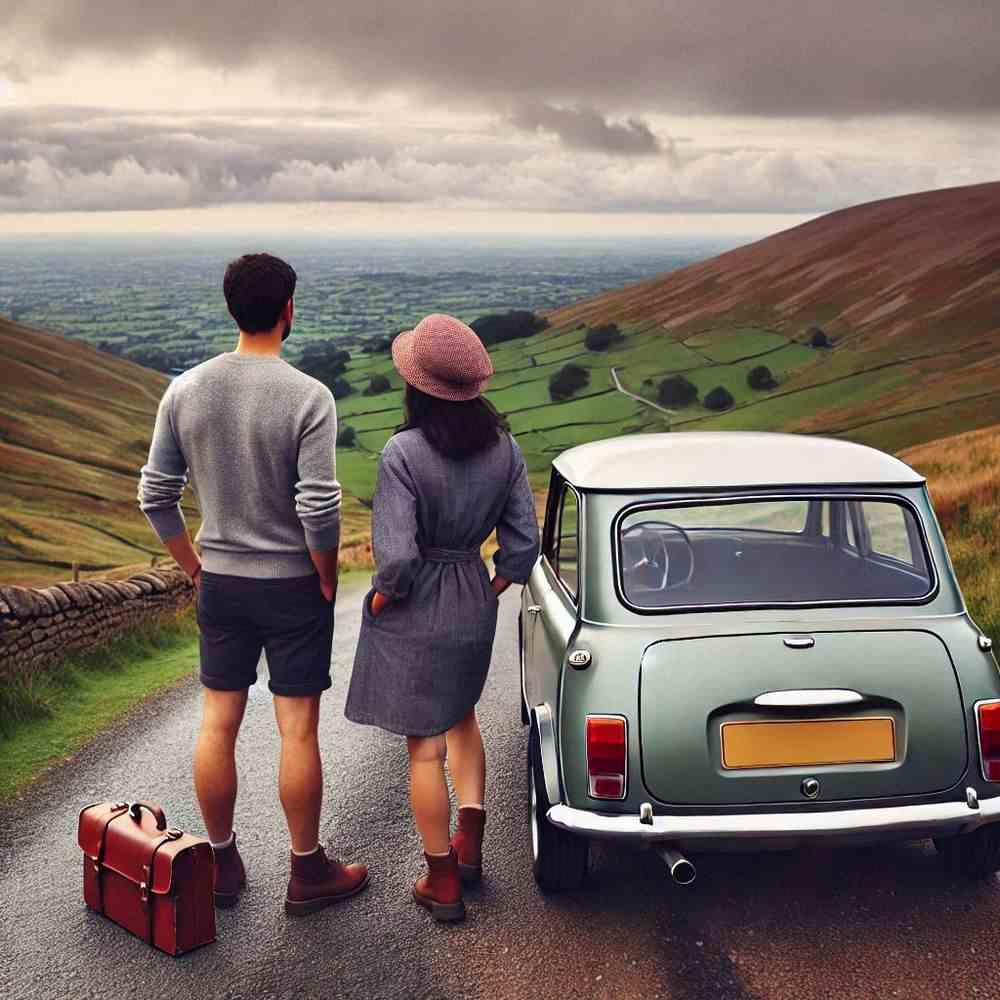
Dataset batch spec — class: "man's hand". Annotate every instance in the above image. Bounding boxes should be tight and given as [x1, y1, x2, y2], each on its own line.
[370, 590, 391, 617]
[163, 532, 202, 589]
[309, 546, 339, 604]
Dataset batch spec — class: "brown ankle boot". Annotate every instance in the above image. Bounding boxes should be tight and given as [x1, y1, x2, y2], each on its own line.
[213, 836, 246, 909]
[451, 807, 486, 885]
[413, 848, 465, 922]
[285, 846, 370, 917]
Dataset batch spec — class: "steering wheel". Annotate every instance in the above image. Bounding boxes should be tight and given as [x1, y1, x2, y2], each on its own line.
[622, 520, 695, 591]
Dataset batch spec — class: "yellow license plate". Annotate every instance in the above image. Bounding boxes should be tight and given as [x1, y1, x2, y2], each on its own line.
[721, 717, 896, 770]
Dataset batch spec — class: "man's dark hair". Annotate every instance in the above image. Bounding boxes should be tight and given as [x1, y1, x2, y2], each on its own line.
[223, 253, 297, 333]
[398, 384, 509, 460]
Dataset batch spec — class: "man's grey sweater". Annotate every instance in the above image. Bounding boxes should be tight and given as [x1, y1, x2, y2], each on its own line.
[138, 352, 341, 578]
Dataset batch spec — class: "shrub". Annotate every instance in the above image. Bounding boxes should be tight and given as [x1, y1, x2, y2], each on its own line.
[747, 365, 778, 390]
[549, 363, 590, 401]
[470, 311, 549, 346]
[807, 326, 830, 348]
[657, 374, 698, 407]
[364, 374, 392, 395]
[704, 386, 735, 411]
[332, 377, 354, 400]
[336, 425, 357, 448]
[584, 323, 624, 352]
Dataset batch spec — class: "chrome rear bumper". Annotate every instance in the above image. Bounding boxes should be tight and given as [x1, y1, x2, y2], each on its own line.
[547, 792, 1000, 847]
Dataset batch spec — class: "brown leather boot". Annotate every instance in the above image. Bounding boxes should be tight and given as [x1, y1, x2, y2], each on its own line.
[285, 846, 370, 917]
[213, 837, 246, 909]
[451, 806, 486, 885]
[413, 848, 465, 922]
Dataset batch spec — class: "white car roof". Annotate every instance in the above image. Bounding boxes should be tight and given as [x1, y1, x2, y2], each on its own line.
[551, 432, 925, 491]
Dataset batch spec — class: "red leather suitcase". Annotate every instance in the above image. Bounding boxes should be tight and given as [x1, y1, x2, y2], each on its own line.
[78, 801, 216, 955]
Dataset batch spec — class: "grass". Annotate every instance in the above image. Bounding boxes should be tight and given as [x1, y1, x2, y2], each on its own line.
[901, 425, 1000, 646]
[0, 612, 200, 800]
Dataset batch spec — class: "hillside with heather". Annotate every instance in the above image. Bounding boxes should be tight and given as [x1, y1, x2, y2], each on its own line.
[0, 318, 372, 586]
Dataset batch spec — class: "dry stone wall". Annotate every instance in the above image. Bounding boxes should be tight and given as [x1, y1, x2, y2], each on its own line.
[0, 567, 194, 682]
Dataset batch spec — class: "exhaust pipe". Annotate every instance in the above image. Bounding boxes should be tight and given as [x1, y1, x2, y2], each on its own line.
[657, 846, 696, 885]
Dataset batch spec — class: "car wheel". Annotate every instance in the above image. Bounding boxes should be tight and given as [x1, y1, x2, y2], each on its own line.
[934, 824, 1000, 879]
[528, 724, 588, 892]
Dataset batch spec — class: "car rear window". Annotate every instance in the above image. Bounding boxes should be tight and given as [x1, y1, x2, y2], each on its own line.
[617, 496, 934, 611]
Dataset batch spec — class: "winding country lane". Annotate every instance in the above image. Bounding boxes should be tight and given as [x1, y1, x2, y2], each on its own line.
[610, 366, 675, 421]
[2, 581, 999, 1000]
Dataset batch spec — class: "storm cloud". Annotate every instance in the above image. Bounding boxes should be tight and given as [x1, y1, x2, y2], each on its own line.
[511, 104, 661, 155]
[4, 1, 999, 116]
[0, 107, 983, 216]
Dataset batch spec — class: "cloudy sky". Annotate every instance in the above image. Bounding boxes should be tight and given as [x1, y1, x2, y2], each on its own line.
[1, 1, 997, 234]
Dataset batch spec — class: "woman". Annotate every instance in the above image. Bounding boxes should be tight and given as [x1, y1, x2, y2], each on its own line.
[345, 313, 539, 922]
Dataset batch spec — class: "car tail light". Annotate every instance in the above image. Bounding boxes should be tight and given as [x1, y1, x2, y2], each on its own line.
[586, 715, 627, 799]
[978, 700, 1000, 781]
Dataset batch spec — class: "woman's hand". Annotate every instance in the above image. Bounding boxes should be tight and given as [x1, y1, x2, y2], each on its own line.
[491, 574, 511, 597]
[370, 590, 392, 617]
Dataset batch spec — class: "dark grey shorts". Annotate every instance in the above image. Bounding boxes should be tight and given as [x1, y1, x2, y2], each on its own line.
[196, 571, 334, 697]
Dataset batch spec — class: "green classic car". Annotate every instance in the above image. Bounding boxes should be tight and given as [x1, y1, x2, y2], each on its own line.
[520, 432, 1000, 891]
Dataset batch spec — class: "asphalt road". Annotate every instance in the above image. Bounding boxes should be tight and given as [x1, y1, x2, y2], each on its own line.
[2, 580, 999, 1000]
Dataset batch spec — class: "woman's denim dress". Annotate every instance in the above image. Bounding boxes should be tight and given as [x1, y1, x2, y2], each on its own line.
[345, 429, 539, 736]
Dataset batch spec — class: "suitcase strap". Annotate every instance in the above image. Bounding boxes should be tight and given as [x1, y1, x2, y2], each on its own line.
[141, 830, 183, 945]
[90, 804, 129, 916]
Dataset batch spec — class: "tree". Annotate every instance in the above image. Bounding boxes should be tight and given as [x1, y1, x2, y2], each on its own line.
[332, 377, 354, 400]
[584, 323, 624, 352]
[747, 365, 778, 390]
[807, 326, 830, 348]
[362, 335, 394, 354]
[549, 363, 590, 401]
[296, 342, 351, 386]
[364, 373, 392, 395]
[470, 311, 549, 347]
[336, 425, 357, 448]
[657, 374, 698, 407]
[704, 386, 735, 411]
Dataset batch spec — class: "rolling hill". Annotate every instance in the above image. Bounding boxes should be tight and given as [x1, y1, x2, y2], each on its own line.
[3, 181, 998, 587]
[0, 319, 370, 586]
[329, 182, 1000, 498]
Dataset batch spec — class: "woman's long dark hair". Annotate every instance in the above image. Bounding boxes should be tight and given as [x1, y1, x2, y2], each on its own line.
[398, 384, 509, 460]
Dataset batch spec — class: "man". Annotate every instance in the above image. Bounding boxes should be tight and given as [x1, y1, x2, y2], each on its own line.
[138, 253, 369, 916]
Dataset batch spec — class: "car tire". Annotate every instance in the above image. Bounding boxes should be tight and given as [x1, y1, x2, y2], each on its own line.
[528, 724, 588, 892]
[934, 824, 1000, 879]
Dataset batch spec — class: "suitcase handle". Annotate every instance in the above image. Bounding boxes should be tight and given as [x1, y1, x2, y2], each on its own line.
[128, 801, 167, 831]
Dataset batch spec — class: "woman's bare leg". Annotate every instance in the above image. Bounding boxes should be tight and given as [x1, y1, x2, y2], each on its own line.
[407, 734, 451, 854]
[445, 709, 486, 807]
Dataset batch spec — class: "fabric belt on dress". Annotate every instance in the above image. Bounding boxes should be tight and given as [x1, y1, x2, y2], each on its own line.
[420, 546, 481, 563]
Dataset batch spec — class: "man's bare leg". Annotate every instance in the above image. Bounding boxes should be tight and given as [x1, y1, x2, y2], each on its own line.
[193, 688, 248, 843]
[273, 694, 323, 853]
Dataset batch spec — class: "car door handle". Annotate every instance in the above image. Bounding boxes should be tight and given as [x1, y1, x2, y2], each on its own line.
[527, 605, 543, 616]
[754, 689, 865, 708]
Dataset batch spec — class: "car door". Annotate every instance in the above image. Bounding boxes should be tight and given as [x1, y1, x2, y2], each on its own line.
[523, 474, 581, 718]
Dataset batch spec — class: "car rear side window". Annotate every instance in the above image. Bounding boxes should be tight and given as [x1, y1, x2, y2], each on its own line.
[617, 495, 934, 611]
[555, 488, 580, 600]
